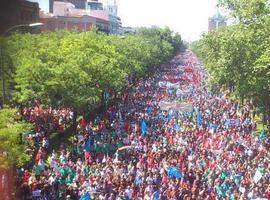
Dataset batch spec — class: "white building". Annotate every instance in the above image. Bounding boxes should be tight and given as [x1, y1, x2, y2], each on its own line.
[103, 0, 118, 16]
[102, 0, 121, 34]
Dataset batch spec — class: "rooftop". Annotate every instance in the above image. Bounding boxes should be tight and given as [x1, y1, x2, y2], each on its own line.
[89, 10, 109, 21]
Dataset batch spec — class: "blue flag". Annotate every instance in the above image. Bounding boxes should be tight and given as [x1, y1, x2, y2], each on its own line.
[195, 108, 202, 126]
[80, 192, 91, 200]
[167, 167, 182, 179]
[157, 114, 165, 123]
[210, 123, 217, 129]
[174, 123, 181, 132]
[209, 123, 218, 132]
[258, 129, 267, 143]
[135, 175, 141, 186]
[83, 137, 91, 152]
[153, 191, 160, 200]
[140, 119, 148, 136]
[147, 106, 154, 113]
[168, 110, 173, 121]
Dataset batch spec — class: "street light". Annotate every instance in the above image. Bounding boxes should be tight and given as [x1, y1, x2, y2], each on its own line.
[29, 22, 44, 27]
[3, 22, 44, 36]
[1, 22, 44, 107]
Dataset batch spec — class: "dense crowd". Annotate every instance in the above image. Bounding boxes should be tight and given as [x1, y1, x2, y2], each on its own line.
[16, 50, 270, 200]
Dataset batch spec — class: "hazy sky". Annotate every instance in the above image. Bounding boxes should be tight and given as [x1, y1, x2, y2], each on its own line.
[118, 0, 218, 41]
[31, 0, 219, 41]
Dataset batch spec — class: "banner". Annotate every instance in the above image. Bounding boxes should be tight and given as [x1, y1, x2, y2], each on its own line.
[225, 119, 240, 126]
[176, 88, 192, 97]
[158, 81, 180, 89]
[159, 100, 193, 112]
[253, 169, 263, 183]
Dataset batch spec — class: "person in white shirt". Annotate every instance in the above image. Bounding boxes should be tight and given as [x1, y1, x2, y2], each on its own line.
[81, 180, 90, 190]
[124, 186, 133, 199]
[48, 174, 56, 185]
[32, 189, 41, 199]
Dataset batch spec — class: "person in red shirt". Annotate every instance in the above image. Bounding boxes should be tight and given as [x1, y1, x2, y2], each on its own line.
[83, 150, 92, 164]
[35, 148, 43, 162]
[22, 170, 31, 183]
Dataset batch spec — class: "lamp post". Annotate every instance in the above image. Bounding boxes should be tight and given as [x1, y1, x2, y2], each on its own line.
[1, 22, 43, 107]
[2, 22, 44, 36]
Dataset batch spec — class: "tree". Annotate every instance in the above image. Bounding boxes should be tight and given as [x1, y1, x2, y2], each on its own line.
[193, 0, 270, 124]
[9, 31, 125, 117]
[0, 37, 17, 107]
[0, 107, 32, 168]
[218, 0, 270, 23]
[3, 27, 184, 124]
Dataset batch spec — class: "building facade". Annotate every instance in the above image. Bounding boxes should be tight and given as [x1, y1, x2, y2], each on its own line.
[103, 0, 121, 34]
[103, 0, 118, 16]
[40, 12, 96, 32]
[41, 1, 109, 33]
[49, 0, 54, 13]
[88, 10, 110, 33]
[108, 14, 121, 34]
[53, 1, 76, 16]
[0, 0, 40, 34]
[40, 0, 120, 34]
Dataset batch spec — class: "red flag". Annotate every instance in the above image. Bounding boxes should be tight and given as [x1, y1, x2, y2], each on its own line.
[192, 73, 197, 83]
[81, 116, 86, 127]
[184, 67, 193, 73]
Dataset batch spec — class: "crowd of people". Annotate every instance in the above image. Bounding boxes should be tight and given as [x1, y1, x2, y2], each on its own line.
[17, 102, 74, 198]
[16, 50, 270, 200]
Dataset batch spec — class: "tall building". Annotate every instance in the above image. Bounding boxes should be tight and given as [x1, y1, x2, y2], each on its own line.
[86, 0, 103, 10]
[103, 0, 117, 16]
[49, 0, 54, 12]
[103, 0, 120, 34]
[63, 0, 86, 9]
[208, 11, 227, 31]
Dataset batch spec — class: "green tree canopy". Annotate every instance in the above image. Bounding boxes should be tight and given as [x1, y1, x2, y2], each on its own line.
[2, 27, 184, 116]
[0, 107, 32, 168]
[193, 0, 270, 123]
[218, 0, 270, 23]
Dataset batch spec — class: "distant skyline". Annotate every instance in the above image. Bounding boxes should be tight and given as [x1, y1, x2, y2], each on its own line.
[31, 0, 220, 41]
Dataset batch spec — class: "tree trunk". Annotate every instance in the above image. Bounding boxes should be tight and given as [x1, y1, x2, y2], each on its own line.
[228, 81, 234, 93]
[241, 95, 244, 106]
[73, 110, 78, 131]
[101, 91, 107, 113]
[267, 102, 270, 126]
